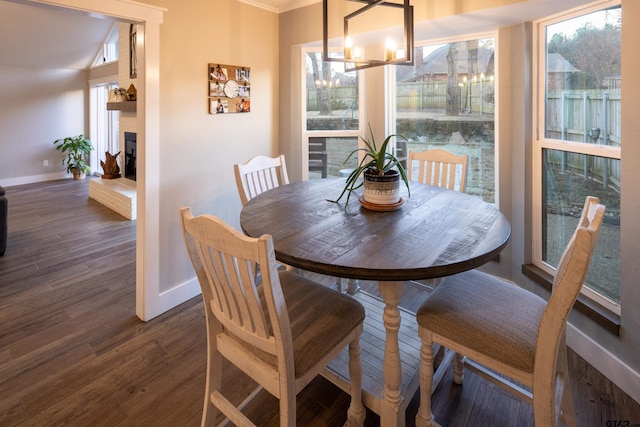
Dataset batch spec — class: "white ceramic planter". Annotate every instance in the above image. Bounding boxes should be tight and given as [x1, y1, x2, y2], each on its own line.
[363, 169, 400, 205]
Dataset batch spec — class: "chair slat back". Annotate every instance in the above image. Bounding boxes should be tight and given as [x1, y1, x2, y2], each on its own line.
[180, 207, 286, 356]
[536, 196, 604, 364]
[234, 155, 290, 206]
[408, 149, 468, 192]
[547, 196, 604, 316]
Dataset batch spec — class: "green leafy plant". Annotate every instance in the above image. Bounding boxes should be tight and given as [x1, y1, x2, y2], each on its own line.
[53, 134, 94, 175]
[330, 123, 410, 206]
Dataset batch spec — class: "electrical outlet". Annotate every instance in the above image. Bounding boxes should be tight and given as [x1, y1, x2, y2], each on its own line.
[43, 160, 49, 167]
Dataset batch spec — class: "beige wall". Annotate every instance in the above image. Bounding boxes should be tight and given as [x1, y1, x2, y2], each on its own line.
[139, 0, 279, 291]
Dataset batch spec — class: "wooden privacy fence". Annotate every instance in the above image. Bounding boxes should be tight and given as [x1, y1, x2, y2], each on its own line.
[306, 86, 358, 111]
[546, 89, 621, 146]
[545, 89, 621, 192]
[306, 85, 620, 191]
[395, 80, 495, 114]
[306, 80, 497, 114]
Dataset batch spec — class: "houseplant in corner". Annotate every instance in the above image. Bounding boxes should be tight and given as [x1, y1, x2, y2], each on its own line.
[53, 134, 94, 180]
[330, 124, 410, 210]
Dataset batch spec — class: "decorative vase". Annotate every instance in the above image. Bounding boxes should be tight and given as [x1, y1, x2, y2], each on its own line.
[363, 169, 401, 205]
[112, 88, 126, 102]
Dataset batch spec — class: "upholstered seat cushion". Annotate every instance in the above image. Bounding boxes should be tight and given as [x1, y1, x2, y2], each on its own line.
[280, 271, 365, 376]
[227, 270, 365, 378]
[416, 269, 546, 373]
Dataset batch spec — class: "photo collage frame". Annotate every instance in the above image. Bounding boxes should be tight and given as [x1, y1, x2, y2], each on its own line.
[208, 63, 251, 114]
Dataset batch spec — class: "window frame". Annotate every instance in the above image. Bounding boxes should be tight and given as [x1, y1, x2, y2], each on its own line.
[89, 77, 120, 176]
[532, 0, 621, 315]
[91, 23, 119, 67]
[301, 47, 365, 180]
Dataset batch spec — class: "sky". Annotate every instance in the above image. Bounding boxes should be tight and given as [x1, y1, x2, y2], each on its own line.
[547, 6, 621, 39]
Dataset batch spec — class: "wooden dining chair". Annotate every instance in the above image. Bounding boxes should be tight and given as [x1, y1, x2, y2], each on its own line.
[180, 206, 366, 427]
[415, 196, 605, 427]
[407, 149, 468, 192]
[407, 149, 469, 290]
[234, 154, 290, 206]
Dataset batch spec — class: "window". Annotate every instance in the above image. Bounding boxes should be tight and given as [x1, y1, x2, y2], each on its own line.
[91, 23, 119, 67]
[303, 50, 362, 179]
[534, 1, 621, 312]
[89, 81, 120, 175]
[89, 23, 121, 175]
[390, 36, 496, 202]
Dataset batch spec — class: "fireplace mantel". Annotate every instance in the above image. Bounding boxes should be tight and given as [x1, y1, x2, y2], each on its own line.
[107, 101, 136, 112]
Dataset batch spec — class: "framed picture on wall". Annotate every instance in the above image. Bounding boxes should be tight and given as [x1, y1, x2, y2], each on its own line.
[129, 24, 137, 79]
[208, 63, 250, 114]
[211, 98, 229, 114]
[209, 80, 224, 97]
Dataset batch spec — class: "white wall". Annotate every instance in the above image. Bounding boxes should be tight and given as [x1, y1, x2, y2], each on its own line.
[0, 64, 88, 186]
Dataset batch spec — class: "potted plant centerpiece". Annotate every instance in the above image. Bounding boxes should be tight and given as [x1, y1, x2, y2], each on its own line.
[53, 134, 94, 180]
[331, 124, 410, 210]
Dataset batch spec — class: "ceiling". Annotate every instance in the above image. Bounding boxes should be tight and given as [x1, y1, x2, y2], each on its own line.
[0, 0, 591, 71]
[0, 0, 116, 70]
[0, 0, 303, 71]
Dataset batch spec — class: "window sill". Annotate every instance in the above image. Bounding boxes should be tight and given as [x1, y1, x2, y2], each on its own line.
[522, 264, 620, 336]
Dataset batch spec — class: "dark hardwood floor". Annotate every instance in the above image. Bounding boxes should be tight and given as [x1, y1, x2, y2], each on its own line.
[1, 178, 638, 426]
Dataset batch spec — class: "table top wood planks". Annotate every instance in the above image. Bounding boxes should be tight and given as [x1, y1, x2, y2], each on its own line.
[240, 178, 510, 281]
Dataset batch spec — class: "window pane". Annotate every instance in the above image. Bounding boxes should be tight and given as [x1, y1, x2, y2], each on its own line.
[395, 39, 495, 202]
[542, 148, 620, 302]
[308, 137, 359, 179]
[305, 52, 359, 131]
[545, 7, 621, 146]
[92, 83, 120, 175]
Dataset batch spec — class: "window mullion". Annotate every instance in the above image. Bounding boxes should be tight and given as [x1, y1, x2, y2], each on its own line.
[537, 139, 620, 159]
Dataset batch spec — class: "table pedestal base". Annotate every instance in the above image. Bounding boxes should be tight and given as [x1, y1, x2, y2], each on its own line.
[323, 284, 430, 427]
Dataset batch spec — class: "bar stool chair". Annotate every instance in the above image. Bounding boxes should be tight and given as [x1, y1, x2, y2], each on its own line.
[407, 149, 468, 192]
[180, 206, 366, 427]
[234, 154, 289, 206]
[415, 196, 605, 427]
[407, 149, 468, 290]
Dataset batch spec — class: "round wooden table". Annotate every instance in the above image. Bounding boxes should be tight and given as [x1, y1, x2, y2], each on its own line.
[240, 178, 511, 426]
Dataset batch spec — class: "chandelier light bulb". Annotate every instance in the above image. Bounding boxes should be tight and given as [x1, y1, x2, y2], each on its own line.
[344, 36, 353, 59]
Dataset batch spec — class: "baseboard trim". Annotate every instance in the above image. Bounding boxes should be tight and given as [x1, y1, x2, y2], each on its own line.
[567, 323, 640, 405]
[144, 277, 201, 321]
[0, 172, 68, 188]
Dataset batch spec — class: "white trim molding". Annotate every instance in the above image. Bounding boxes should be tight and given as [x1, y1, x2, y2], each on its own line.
[0, 172, 68, 188]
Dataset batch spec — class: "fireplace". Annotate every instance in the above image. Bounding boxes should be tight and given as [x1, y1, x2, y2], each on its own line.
[124, 132, 137, 181]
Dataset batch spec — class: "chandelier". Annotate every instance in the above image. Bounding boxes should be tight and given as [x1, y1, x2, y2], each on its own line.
[323, 0, 414, 72]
